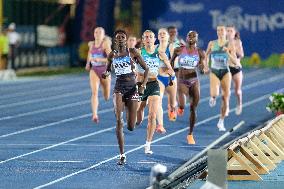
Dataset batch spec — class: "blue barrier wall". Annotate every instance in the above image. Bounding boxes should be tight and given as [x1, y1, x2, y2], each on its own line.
[142, 0, 284, 58]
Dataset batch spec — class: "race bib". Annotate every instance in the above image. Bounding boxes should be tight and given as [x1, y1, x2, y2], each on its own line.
[179, 54, 199, 69]
[90, 54, 105, 66]
[113, 56, 132, 75]
[145, 56, 160, 74]
[211, 53, 228, 69]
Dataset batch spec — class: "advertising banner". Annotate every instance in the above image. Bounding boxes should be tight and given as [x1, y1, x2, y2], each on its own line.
[142, 0, 284, 58]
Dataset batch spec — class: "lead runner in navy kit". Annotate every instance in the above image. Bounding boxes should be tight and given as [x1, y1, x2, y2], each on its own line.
[102, 29, 149, 165]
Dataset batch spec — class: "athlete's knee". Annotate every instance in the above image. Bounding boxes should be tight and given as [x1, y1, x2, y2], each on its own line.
[104, 95, 110, 101]
[116, 117, 123, 126]
[148, 111, 157, 122]
[235, 89, 242, 96]
[116, 125, 123, 134]
[190, 104, 196, 112]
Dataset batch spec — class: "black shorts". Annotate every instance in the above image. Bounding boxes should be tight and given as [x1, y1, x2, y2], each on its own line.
[229, 66, 242, 76]
[211, 68, 230, 81]
[114, 73, 139, 102]
[139, 80, 160, 101]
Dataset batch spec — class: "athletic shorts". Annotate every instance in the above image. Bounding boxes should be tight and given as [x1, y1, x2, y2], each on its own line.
[114, 74, 139, 102]
[229, 66, 242, 76]
[139, 80, 160, 101]
[91, 65, 106, 79]
[211, 68, 230, 81]
[158, 74, 176, 88]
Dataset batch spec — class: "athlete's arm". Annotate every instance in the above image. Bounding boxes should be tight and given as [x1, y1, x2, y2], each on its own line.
[198, 48, 209, 74]
[159, 51, 174, 75]
[102, 51, 114, 79]
[170, 47, 181, 69]
[85, 41, 93, 71]
[235, 39, 244, 59]
[224, 42, 238, 65]
[130, 48, 149, 91]
[205, 41, 213, 68]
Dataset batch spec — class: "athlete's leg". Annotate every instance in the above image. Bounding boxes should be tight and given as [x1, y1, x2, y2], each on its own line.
[177, 82, 186, 116]
[145, 95, 160, 154]
[136, 100, 147, 125]
[220, 73, 231, 119]
[233, 71, 243, 115]
[166, 78, 177, 121]
[125, 99, 138, 131]
[89, 70, 100, 122]
[217, 73, 231, 131]
[187, 81, 200, 144]
[157, 80, 165, 126]
[113, 93, 125, 156]
[100, 76, 111, 101]
[209, 72, 220, 107]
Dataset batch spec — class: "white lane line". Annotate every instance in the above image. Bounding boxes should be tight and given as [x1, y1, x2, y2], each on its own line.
[33, 87, 284, 189]
[0, 127, 115, 164]
[0, 143, 207, 148]
[1, 72, 283, 140]
[0, 82, 88, 101]
[0, 76, 88, 93]
[36, 161, 83, 163]
[137, 161, 157, 164]
[1, 75, 283, 166]
[0, 100, 90, 121]
[0, 89, 90, 109]
[0, 69, 266, 121]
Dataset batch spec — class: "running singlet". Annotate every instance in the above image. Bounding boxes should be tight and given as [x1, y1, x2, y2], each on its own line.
[210, 40, 229, 69]
[178, 47, 199, 69]
[112, 54, 133, 76]
[90, 42, 106, 66]
[137, 47, 160, 76]
[156, 44, 171, 68]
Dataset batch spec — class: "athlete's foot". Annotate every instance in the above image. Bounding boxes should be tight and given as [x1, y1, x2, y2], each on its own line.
[187, 134, 196, 144]
[156, 124, 166, 134]
[117, 154, 126, 165]
[209, 97, 216, 107]
[92, 115, 99, 123]
[168, 110, 177, 121]
[177, 107, 184, 116]
[217, 119, 226, 131]
[145, 145, 153, 155]
[235, 105, 242, 115]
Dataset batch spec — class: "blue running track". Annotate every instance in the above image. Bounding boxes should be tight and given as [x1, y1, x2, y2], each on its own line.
[0, 68, 283, 189]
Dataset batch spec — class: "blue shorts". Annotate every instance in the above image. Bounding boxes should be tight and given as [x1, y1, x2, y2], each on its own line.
[157, 75, 176, 88]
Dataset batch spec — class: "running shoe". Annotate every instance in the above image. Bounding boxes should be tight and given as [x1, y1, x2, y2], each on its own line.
[145, 144, 153, 154]
[217, 119, 226, 131]
[187, 134, 196, 145]
[235, 105, 242, 115]
[177, 108, 184, 116]
[117, 154, 126, 165]
[156, 124, 166, 134]
[209, 97, 216, 107]
[168, 110, 177, 121]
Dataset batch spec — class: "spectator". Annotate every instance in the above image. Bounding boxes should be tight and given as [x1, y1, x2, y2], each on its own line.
[0, 27, 9, 70]
[7, 23, 20, 70]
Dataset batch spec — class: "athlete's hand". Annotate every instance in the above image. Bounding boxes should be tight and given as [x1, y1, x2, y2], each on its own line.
[167, 68, 174, 76]
[93, 58, 100, 62]
[168, 73, 173, 86]
[138, 85, 146, 95]
[85, 63, 91, 71]
[102, 71, 110, 79]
